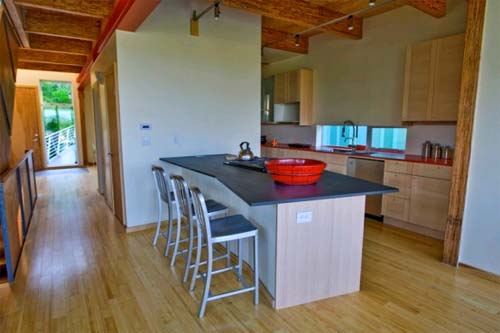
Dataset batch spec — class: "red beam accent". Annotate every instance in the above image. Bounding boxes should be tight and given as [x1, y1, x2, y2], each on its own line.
[77, 0, 160, 87]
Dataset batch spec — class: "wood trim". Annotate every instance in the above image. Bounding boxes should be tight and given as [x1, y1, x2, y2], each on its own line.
[17, 48, 88, 66]
[405, 0, 446, 18]
[125, 221, 156, 233]
[2, 0, 30, 47]
[15, 0, 114, 19]
[29, 34, 93, 55]
[458, 263, 500, 283]
[443, 0, 487, 266]
[16, 61, 82, 73]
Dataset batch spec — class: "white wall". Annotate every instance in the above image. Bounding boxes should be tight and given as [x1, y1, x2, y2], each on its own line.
[15, 70, 84, 166]
[459, 0, 500, 276]
[261, 0, 466, 126]
[115, 0, 261, 227]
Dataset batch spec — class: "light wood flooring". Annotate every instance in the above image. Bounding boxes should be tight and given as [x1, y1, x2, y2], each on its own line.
[0, 168, 499, 332]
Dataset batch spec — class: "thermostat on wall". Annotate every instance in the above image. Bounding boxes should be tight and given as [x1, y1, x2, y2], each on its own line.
[140, 123, 152, 131]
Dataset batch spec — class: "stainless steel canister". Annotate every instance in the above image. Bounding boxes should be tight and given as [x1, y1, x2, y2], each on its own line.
[422, 141, 432, 158]
[432, 143, 442, 159]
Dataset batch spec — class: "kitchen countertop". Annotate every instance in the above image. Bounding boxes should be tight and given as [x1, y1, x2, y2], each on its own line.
[262, 144, 453, 166]
[160, 154, 397, 207]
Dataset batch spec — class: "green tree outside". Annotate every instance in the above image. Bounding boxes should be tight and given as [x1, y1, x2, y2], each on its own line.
[40, 81, 74, 133]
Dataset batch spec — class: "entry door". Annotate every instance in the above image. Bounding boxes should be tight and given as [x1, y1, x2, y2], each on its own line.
[104, 66, 124, 224]
[11, 86, 44, 170]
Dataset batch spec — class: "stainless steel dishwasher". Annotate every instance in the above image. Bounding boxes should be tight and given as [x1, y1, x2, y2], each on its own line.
[347, 157, 385, 218]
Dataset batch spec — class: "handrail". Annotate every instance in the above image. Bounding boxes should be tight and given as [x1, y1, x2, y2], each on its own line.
[44, 125, 76, 163]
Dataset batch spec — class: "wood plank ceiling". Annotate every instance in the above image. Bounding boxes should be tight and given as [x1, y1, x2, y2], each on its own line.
[222, 0, 446, 54]
[5, 0, 115, 73]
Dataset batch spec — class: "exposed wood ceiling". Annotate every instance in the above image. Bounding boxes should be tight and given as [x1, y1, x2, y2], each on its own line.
[222, 0, 446, 54]
[2, 0, 116, 74]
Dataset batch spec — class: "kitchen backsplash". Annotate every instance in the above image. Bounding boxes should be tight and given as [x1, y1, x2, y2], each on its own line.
[261, 124, 316, 145]
[405, 125, 456, 155]
[261, 124, 456, 155]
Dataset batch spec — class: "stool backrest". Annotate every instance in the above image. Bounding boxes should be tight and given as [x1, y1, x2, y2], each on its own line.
[190, 187, 211, 240]
[171, 175, 192, 220]
[152, 165, 173, 204]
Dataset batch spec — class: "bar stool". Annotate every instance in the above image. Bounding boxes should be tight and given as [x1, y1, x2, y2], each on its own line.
[151, 165, 177, 256]
[170, 175, 229, 283]
[189, 186, 259, 318]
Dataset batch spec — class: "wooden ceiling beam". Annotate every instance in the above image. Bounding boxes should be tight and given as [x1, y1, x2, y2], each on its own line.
[406, 0, 446, 18]
[24, 9, 101, 41]
[221, 0, 363, 39]
[262, 27, 309, 54]
[15, 0, 114, 18]
[17, 61, 82, 73]
[18, 48, 88, 66]
[29, 34, 92, 55]
[2, 0, 30, 47]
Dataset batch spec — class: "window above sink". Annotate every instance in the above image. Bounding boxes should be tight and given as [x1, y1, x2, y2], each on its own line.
[319, 125, 408, 153]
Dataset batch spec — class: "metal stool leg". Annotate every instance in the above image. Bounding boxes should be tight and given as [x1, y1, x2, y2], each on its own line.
[254, 234, 259, 305]
[170, 204, 183, 267]
[225, 241, 231, 267]
[183, 216, 195, 283]
[238, 239, 243, 280]
[153, 196, 163, 247]
[198, 243, 213, 318]
[189, 225, 203, 292]
[164, 202, 174, 257]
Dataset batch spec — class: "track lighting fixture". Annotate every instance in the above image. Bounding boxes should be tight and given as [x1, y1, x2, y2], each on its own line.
[369, 0, 376, 6]
[295, 35, 301, 47]
[214, 2, 221, 20]
[348, 15, 354, 31]
[190, 0, 222, 36]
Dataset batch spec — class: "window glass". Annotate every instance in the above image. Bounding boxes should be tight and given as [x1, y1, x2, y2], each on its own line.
[321, 125, 368, 147]
[371, 128, 407, 151]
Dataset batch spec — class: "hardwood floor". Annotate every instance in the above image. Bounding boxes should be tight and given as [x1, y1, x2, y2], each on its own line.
[0, 168, 499, 332]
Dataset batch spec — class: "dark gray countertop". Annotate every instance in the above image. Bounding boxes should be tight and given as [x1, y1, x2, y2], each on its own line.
[160, 155, 397, 207]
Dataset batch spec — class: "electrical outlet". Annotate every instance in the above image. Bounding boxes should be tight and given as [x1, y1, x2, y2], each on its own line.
[296, 211, 312, 224]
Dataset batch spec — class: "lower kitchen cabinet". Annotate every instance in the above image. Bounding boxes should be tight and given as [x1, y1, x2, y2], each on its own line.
[382, 195, 410, 222]
[409, 176, 451, 231]
[382, 162, 451, 239]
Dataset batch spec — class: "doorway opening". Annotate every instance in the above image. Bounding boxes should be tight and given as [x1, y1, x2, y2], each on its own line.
[40, 80, 79, 168]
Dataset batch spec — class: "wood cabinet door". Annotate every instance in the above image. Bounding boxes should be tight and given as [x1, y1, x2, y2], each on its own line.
[382, 194, 410, 221]
[286, 70, 300, 103]
[402, 40, 435, 121]
[430, 34, 465, 121]
[383, 172, 412, 198]
[299, 69, 314, 126]
[274, 73, 286, 104]
[409, 176, 451, 231]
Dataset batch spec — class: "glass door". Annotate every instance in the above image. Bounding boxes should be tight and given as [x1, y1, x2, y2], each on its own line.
[39, 80, 79, 168]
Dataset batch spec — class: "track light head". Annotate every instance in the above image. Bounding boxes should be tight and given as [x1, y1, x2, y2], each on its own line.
[214, 2, 220, 20]
[369, 0, 376, 6]
[294, 35, 301, 47]
[348, 15, 354, 31]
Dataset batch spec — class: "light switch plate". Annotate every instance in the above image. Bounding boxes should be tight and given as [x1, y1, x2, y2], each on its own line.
[296, 211, 312, 224]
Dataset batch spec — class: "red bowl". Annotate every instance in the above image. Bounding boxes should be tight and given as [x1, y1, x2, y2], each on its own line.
[265, 158, 326, 185]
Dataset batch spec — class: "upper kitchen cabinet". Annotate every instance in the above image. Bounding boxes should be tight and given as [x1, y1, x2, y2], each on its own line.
[273, 69, 314, 125]
[402, 34, 465, 122]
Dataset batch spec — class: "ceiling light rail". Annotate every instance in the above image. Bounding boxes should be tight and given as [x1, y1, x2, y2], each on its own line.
[263, 0, 395, 49]
[190, 0, 222, 36]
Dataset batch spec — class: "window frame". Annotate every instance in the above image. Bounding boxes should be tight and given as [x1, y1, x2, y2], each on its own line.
[317, 125, 408, 153]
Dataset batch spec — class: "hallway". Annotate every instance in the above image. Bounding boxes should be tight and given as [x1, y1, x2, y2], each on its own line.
[0, 169, 499, 332]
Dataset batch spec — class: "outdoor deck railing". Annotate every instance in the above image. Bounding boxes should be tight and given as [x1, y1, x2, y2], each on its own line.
[44, 125, 76, 162]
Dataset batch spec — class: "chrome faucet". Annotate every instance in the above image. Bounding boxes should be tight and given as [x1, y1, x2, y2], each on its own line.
[342, 120, 358, 151]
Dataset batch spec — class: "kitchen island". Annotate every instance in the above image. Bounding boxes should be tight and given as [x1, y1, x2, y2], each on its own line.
[160, 154, 396, 309]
